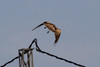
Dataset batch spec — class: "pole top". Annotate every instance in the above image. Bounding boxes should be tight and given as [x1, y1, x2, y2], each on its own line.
[19, 48, 34, 52]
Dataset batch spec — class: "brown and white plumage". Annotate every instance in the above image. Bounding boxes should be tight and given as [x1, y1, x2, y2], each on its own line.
[32, 21, 61, 44]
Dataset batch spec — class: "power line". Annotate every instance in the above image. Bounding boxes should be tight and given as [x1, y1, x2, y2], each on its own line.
[36, 49, 85, 67]
[34, 39, 85, 67]
[0, 38, 85, 67]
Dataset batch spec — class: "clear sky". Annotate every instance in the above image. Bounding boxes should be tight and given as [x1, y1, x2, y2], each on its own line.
[0, 0, 100, 67]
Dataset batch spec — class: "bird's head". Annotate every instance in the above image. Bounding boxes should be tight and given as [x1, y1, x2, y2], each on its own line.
[44, 21, 47, 23]
[43, 21, 50, 24]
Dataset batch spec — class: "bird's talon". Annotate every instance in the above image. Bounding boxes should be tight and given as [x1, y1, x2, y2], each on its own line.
[44, 27, 46, 29]
[47, 31, 50, 34]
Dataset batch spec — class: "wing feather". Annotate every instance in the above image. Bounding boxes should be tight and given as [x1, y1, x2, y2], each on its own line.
[32, 23, 44, 31]
[54, 32, 61, 44]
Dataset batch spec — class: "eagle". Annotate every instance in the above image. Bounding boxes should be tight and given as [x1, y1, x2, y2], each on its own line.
[32, 21, 61, 44]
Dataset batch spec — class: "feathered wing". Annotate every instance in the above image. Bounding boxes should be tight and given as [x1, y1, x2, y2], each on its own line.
[32, 21, 61, 44]
[32, 23, 44, 31]
[54, 32, 61, 44]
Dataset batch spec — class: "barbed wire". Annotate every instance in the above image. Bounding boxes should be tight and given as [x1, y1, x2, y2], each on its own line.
[0, 38, 85, 67]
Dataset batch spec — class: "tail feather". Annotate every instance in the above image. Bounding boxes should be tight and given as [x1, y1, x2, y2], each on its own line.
[54, 33, 61, 44]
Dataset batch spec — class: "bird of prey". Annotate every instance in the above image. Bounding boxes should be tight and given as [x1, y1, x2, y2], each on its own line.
[32, 21, 61, 44]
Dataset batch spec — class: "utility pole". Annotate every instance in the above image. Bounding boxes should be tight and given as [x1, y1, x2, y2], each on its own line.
[18, 48, 34, 67]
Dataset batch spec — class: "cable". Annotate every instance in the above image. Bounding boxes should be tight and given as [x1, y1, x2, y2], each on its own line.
[0, 38, 85, 67]
[36, 49, 85, 67]
[35, 44, 85, 67]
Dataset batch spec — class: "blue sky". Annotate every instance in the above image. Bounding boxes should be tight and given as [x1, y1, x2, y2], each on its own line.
[0, 0, 100, 67]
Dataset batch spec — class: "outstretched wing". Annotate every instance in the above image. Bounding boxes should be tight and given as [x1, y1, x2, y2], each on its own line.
[32, 21, 61, 44]
[54, 31, 61, 44]
[32, 23, 44, 31]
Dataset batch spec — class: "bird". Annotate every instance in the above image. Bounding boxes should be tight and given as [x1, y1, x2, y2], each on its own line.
[32, 21, 61, 44]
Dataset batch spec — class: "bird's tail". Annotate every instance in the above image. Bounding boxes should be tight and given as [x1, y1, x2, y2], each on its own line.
[32, 23, 44, 31]
[54, 33, 61, 44]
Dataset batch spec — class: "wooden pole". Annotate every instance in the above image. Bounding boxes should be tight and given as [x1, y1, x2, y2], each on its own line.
[31, 50, 34, 67]
[18, 48, 34, 67]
